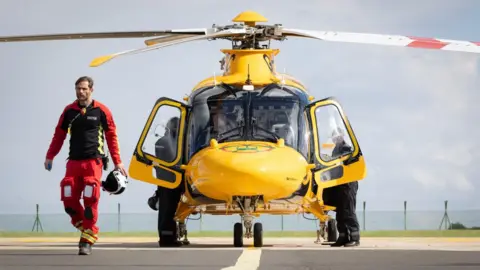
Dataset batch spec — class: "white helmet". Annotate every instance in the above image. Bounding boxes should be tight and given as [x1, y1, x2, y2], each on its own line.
[102, 169, 128, 195]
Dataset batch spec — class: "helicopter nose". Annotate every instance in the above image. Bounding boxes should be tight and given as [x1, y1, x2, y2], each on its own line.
[185, 140, 310, 202]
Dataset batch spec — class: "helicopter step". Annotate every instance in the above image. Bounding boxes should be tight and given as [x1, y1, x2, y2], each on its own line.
[233, 196, 263, 248]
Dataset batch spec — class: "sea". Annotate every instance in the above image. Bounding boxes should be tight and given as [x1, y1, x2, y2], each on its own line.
[1, 210, 479, 232]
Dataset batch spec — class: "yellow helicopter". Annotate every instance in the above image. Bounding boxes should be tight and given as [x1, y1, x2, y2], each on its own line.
[2, 10, 480, 248]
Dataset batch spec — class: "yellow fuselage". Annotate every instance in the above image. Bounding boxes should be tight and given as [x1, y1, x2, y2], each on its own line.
[184, 140, 309, 203]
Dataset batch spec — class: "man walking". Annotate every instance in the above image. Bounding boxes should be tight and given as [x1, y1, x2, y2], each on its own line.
[44, 76, 127, 255]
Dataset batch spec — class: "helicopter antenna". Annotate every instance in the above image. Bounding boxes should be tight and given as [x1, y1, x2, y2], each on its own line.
[280, 68, 286, 90]
[242, 64, 254, 91]
[245, 64, 252, 85]
[213, 71, 218, 86]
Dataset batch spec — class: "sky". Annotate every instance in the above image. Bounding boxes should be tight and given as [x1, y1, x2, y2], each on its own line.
[0, 0, 479, 214]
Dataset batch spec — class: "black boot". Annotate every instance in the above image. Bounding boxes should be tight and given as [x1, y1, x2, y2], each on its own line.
[158, 226, 183, 247]
[344, 239, 360, 247]
[159, 234, 182, 247]
[330, 234, 349, 247]
[344, 230, 360, 247]
[78, 242, 92, 255]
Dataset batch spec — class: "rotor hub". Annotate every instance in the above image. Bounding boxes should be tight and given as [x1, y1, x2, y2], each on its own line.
[209, 23, 285, 49]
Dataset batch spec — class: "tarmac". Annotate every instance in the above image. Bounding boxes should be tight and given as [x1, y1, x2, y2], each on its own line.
[1, 236, 479, 269]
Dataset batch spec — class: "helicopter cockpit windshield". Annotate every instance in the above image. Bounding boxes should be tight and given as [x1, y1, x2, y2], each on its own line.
[186, 83, 310, 159]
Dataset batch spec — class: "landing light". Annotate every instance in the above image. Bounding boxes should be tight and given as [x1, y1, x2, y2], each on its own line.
[242, 84, 254, 91]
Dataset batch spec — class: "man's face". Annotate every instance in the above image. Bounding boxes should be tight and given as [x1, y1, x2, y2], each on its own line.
[212, 113, 228, 133]
[332, 135, 344, 144]
[75, 81, 93, 102]
[166, 119, 179, 137]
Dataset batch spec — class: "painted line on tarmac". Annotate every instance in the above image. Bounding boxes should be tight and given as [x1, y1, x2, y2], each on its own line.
[221, 247, 262, 270]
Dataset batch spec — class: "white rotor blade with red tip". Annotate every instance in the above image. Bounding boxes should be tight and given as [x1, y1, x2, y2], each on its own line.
[282, 28, 480, 54]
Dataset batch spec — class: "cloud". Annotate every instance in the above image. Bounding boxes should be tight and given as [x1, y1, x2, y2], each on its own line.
[412, 166, 475, 193]
[379, 53, 479, 193]
[411, 168, 447, 190]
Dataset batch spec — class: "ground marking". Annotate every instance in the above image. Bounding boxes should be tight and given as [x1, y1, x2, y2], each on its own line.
[221, 247, 262, 270]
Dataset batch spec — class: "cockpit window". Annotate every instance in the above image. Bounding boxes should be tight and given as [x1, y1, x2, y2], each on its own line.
[207, 100, 245, 142]
[187, 85, 245, 156]
[186, 83, 310, 158]
[250, 97, 300, 147]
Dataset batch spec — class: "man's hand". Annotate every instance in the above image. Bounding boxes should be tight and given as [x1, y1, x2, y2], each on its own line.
[44, 159, 53, 171]
[115, 163, 128, 177]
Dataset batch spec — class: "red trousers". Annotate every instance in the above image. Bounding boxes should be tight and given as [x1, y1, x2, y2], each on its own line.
[60, 158, 103, 244]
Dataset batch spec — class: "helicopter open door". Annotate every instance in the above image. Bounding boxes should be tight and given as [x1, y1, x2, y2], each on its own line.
[306, 97, 366, 189]
[128, 97, 189, 189]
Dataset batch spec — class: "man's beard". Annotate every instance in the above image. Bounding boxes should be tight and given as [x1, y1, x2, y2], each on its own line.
[77, 95, 89, 102]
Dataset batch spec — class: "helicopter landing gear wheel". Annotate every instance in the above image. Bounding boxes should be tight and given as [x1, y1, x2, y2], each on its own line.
[253, 222, 263, 247]
[177, 222, 190, 245]
[327, 219, 338, 242]
[233, 222, 243, 247]
[315, 221, 327, 244]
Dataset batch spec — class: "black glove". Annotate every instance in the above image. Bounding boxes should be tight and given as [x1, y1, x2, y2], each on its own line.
[102, 155, 109, 171]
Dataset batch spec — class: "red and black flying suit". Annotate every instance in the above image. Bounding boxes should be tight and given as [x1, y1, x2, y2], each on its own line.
[46, 100, 122, 245]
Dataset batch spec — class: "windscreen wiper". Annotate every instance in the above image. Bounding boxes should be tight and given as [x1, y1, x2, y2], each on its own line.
[216, 122, 245, 143]
[251, 119, 280, 142]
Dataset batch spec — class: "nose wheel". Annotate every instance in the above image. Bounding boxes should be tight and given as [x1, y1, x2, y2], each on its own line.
[233, 218, 263, 247]
[233, 197, 263, 248]
[233, 222, 243, 247]
[253, 222, 263, 247]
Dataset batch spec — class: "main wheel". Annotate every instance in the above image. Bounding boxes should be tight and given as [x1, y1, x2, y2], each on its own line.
[327, 219, 338, 242]
[253, 222, 263, 247]
[233, 222, 243, 247]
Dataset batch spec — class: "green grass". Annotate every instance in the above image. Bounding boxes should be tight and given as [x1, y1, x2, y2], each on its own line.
[1, 230, 480, 238]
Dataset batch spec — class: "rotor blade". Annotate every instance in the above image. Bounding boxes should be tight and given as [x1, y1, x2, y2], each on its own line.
[143, 34, 200, 46]
[282, 28, 480, 54]
[144, 27, 255, 46]
[0, 29, 207, 42]
[89, 29, 245, 67]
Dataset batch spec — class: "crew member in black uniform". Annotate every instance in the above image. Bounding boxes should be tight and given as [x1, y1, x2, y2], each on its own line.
[327, 128, 361, 247]
[147, 117, 183, 247]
